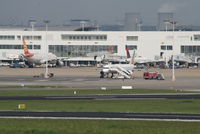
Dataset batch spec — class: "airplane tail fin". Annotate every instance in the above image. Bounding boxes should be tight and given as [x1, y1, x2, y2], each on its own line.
[130, 49, 136, 64]
[125, 45, 135, 64]
[22, 37, 30, 55]
[125, 45, 131, 58]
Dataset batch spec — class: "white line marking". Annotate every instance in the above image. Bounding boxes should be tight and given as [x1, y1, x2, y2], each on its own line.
[0, 116, 200, 122]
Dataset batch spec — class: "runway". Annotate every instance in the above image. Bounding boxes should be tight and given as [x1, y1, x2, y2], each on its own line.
[1, 111, 200, 121]
[1, 94, 200, 100]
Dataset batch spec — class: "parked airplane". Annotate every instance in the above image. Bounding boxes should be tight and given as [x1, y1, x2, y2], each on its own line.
[169, 55, 194, 68]
[20, 37, 58, 67]
[100, 45, 135, 79]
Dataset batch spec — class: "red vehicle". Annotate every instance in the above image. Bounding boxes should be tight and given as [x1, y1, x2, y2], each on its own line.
[143, 72, 158, 80]
[143, 72, 165, 80]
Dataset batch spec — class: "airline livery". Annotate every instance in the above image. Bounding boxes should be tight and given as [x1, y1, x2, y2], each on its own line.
[21, 37, 57, 67]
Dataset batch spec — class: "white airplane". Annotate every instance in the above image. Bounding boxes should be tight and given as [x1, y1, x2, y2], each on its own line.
[20, 37, 57, 67]
[133, 56, 153, 64]
[126, 48, 153, 64]
[100, 45, 135, 79]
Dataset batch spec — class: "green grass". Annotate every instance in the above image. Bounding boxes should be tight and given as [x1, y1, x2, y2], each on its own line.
[1, 99, 200, 114]
[0, 85, 67, 89]
[0, 118, 199, 134]
[0, 89, 196, 96]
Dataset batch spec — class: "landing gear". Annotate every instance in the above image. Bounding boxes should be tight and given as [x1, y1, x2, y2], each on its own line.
[100, 71, 104, 78]
[25, 61, 34, 68]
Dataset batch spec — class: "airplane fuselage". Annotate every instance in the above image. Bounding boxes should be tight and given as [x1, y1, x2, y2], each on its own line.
[23, 52, 57, 65]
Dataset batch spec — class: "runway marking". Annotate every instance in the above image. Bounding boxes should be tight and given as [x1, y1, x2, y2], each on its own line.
[0, 116, 200, 122]
[36, 80, 49, 82]
[18, 79, 25, 81]
[45, 96, 94, 99]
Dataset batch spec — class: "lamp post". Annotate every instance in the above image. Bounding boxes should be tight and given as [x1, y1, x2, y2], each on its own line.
[165, 23, 168, 32]
[43, 20, 49, 78]
[29, 20, 36, 47]
[164, 20, 176, 81]
[29, 20, 36, 32]
[171, 21, 177, 81]
[164, 20, 169, 32]
[80, 21, 87, 31]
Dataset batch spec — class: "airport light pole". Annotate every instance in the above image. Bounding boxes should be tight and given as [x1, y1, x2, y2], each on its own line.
[171, 21, 176, 81]
[164, 20, 169, 32]
[165, 24, 168, 32]
[29, 20, 36, 46]
[80, 21, 86, 31]
[44, 20, 49, 78]
[164, 20, 176, 81]
[29, 20, 36, 32]
[163, 20, 171, 67]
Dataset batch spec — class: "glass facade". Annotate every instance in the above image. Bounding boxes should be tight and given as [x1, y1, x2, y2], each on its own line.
[49, 45, 117, 57]
[0, 35, 15, 40]
[61, 34, 107, 41]
[194, 35, 200, 41]
[0, 44, 41, 50]
[126, 45, 137, 50]
[126, 36, 138, 41]
[181, 45, 200, 56]
[161, 45, 166, 50]
[161, 45, 173, 50]
[23, 36, 42, 40]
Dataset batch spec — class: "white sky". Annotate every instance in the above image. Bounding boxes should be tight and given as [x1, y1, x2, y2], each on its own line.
[0, 0, 199, 26]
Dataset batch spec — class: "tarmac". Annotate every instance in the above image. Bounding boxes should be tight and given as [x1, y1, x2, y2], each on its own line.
[1, 94, 200, 100]
[0, 67, 200, 121]
[1, 111, 200, 121]
[0, 67, 200, 90]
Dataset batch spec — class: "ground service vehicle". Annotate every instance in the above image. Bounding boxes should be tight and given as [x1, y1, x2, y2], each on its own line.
[143, 72, 164, 80]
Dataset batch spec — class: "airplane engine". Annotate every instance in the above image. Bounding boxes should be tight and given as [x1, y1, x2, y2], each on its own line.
[18, 54, 25, 61]
[102, 68, 110, 73]
[56, 60, 64, 66]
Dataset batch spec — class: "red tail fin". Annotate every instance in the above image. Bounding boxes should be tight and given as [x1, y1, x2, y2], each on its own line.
[125, 45, 131, 58]
[22, 37, 34, 57]
[22, 37, 30, 55]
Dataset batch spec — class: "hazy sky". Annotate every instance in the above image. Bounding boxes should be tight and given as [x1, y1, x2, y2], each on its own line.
[0, 0, 199, 26]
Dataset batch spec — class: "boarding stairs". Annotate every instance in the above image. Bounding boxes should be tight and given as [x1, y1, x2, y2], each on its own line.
[110, 66, 133, 79]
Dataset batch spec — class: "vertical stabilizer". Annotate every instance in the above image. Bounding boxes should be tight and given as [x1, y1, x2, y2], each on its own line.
[22, 37, 30, 55]
[126, 45, 135, 64]
[130, 49, 136, 64]
[125, 45, 131, 58]
[22, 37, 34, 57]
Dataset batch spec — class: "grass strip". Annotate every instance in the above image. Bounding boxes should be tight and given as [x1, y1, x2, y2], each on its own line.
[0, 99, 200, 114]
[0, 85, 67, 89]
[0, 89, 196, 96]
[0, 118, 199, 134]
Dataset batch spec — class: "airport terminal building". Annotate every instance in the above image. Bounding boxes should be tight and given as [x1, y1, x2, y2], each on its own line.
[0, 30, 200, 65]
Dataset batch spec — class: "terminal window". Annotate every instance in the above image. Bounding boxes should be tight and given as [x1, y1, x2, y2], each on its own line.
[126, 36, 138, 41]
[49, 45, 117, 57]
[0, 35, 15, 40]
[194, 35, 200, 41]
[161, 45, 173, 50]
[34, 45, 41, 50]
[126, 45, 137, 50]
[17, 36, 21, 40]
[61, 34, 107, 41]
[23, 36, 42, 40]
[161, 46, 166, 50]
[167, 46, 173, 50]
[0, 44, 41, 50]
[181, 45, 200, 56]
